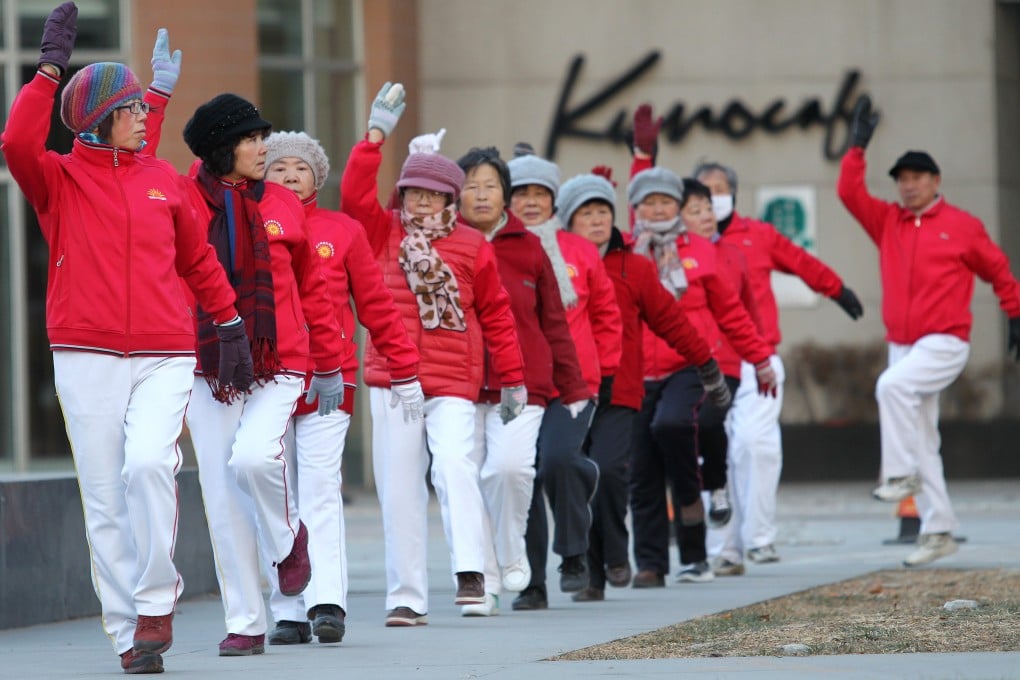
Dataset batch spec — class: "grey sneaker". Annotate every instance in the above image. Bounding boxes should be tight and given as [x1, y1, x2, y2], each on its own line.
[903, 532, 958, 567]
[708, 488, 732, 527]
[747, 544, 780, 564]
[872, 474, 921, 502]
[676, 561, 715, 583]
[712, 557, 746, 576]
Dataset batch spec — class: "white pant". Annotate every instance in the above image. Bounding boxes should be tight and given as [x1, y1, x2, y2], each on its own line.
[266, 408, 352, 622]
[709, 356, 784, 563]
[877, 334, 969, 534]
[54, 352, 194, 654]
[370, 388, 484, 614]
[186, 375, 302, 635]
[471, 403, 543, 595]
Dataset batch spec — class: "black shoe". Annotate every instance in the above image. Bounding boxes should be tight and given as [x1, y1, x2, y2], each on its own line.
[559, 555, 589, 592]
[267, 619, 312, 645]
[511, 586, 548, 611]
[310, 604, 346, 643]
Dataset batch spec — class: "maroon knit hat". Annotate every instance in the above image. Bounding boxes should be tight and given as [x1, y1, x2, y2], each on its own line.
[396, 153, 465, 201]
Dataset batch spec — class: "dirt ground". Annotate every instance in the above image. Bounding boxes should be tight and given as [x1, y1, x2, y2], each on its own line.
[555, 568, 1020, 660]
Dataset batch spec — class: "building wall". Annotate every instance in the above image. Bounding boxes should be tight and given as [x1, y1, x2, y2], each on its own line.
[418, 0, 1014, 421]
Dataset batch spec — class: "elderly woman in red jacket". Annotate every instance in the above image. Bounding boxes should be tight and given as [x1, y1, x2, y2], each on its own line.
[455, 146, 589, 616]
[0, 6, 251, 674]
[261, 130, 423, 644]
[340, 83, 526, 627]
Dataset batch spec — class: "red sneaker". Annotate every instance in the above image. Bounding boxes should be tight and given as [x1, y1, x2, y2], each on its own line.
[133, 613, 173, 654]
[218, 633, 266, 657]
[120, 649, 163, 674]
[277, 521, 311, 596]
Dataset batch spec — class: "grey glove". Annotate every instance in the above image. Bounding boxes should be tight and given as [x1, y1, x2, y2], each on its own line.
[499, 385, 528, 425]
[368, 81, 406, 138]
[38, 1, 78, 73]
[306, 371, 345, 417]
[696, 359, 732, 410]
[849, 95, 879, 150]
[151, 28, 182, 94]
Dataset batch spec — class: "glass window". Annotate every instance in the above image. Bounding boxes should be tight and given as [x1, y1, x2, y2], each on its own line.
[313, 0, 355, 60]
[259, 67, 304, 134]
[0, 185, 10, 463]
[19, 0, 120, 50]
[258, 0, 303, 56]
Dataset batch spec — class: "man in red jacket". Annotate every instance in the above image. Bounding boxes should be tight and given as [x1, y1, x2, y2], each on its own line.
[839, 95, 1020, 567]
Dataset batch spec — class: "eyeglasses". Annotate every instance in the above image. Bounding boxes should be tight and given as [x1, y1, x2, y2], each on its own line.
[404, 188, 448, 203]
[114, 101, 151, 115]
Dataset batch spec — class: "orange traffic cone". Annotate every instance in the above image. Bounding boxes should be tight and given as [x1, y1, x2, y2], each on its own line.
[882, 495, 920, 545]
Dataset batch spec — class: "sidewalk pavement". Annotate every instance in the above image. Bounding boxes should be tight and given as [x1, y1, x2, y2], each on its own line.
[1, 480, 1018, 679]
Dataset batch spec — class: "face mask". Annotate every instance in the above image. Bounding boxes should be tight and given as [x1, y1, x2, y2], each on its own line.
[711, 194, 734, 222]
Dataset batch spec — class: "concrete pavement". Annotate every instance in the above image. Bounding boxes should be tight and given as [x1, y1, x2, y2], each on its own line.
[1, 480, 1018, 679]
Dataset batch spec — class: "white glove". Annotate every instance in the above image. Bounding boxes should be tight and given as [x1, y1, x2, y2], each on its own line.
[565, 400, 590, 420]
[389, 380, 425, 423]
[408, 128, 446, 155]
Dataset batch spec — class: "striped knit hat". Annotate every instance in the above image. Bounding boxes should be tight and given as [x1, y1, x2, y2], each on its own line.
[60, 62, 142, 135]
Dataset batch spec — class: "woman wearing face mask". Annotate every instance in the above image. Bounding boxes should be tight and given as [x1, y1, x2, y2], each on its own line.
[556, 171, 729, 602]
[1, 6, 252, 674]
[256, 131, 422, 644]
[340, 83, 526, 627]
[506, 151, 622, 611]
[625, 148, 776, 587]
[454, 147, 589, 616]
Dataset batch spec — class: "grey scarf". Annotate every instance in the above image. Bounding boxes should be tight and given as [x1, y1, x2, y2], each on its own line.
[526, 216, 578, 308]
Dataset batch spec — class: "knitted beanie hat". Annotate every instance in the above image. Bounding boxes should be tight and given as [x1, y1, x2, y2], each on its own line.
[395, 153, 466, 201]
[183, 93, 272, 160]
[59, 62, 142, 135]
[627, 166, 684, 207]
[557, 174, 616, 227]
[264, 131, 331, 190]
[508, 154, 560, 197]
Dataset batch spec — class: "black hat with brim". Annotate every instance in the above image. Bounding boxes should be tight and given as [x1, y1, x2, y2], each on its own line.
[888, 150, 940, 178]
[184, 93, 272, 160]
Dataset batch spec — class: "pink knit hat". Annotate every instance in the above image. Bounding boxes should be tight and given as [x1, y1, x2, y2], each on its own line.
[60, 62, 143, 134]
[395, 153, 465, 201]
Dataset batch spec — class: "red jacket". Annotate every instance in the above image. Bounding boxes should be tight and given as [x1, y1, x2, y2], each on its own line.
[556, 230, 622, 395]
[714, 238, 765, 377]
[838, 147, 1020, 343]
[1, 71, 237, 356]
[340, 139, 524, 399]
[719, 211, 843, 347]
[292, 196, 420, 416]
[477, 213, 589, 406]
[602, 228, 712, 410]
[184, 180, 346, 377]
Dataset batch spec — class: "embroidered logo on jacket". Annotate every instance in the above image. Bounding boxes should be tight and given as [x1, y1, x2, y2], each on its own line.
[566, 263, 579, 278]
[681, 257, 699, 270]
[147, 188, 167, 201]
[316, 241, 335, 259]
[264, 220, 284, 237]
[939, 232, 950, 240]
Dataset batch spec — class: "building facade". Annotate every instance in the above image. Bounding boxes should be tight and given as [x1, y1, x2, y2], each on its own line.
[3, 0, 1019, 477]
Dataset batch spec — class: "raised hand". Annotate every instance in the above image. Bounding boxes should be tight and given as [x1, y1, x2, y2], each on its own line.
[38, 2, 78, 73]
[151, 28, 182, 94]
[368, 82, 406, 138]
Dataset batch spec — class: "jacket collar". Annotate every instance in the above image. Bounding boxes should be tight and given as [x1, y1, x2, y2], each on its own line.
[898, 195, 945, 222]
[70, 136, 139, 168]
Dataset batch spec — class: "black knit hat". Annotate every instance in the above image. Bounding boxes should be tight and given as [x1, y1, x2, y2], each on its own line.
[888, 150, 940, 178]
[183, 93, 272, 160]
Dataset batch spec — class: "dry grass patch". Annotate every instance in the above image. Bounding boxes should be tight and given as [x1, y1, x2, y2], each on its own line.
[556, 568, 1020, 660]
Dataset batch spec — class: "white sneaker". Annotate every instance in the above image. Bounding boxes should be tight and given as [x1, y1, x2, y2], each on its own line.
[461, 593, 499, 617]
[872, 474, 921, 502]
[676, 561, 715, 583]
[903, 532, 958, 567]
[708, 487, 732, 527]
[500, 556, 531, 592]
[712, 557, 746, 576]
[747, 544, 780, 564]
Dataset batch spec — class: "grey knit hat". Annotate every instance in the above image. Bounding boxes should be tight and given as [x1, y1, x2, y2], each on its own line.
[557, 174, 616, 227]
[264, 131, 331, 190]
[508, 154, 560, 197]
[627, 167, 684, 207]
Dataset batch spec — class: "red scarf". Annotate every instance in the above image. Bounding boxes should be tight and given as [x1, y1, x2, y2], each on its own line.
[195, 165, 280, 402]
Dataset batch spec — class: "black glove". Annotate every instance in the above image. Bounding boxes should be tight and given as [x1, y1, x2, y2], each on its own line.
[215, 317, 254, 392]
[849, 95, 879, 150]
[38, 2, 78, 73]
[832, 286, 863, 320]
[597, 375, 614, 407]
[696, 359, 732, 410]
[1009, 317, 1020, 362]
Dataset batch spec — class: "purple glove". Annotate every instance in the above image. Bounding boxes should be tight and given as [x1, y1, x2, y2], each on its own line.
[38, 2, 78, 73]
[632, 103, 662, 156]
[215, 317, 254, 392]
